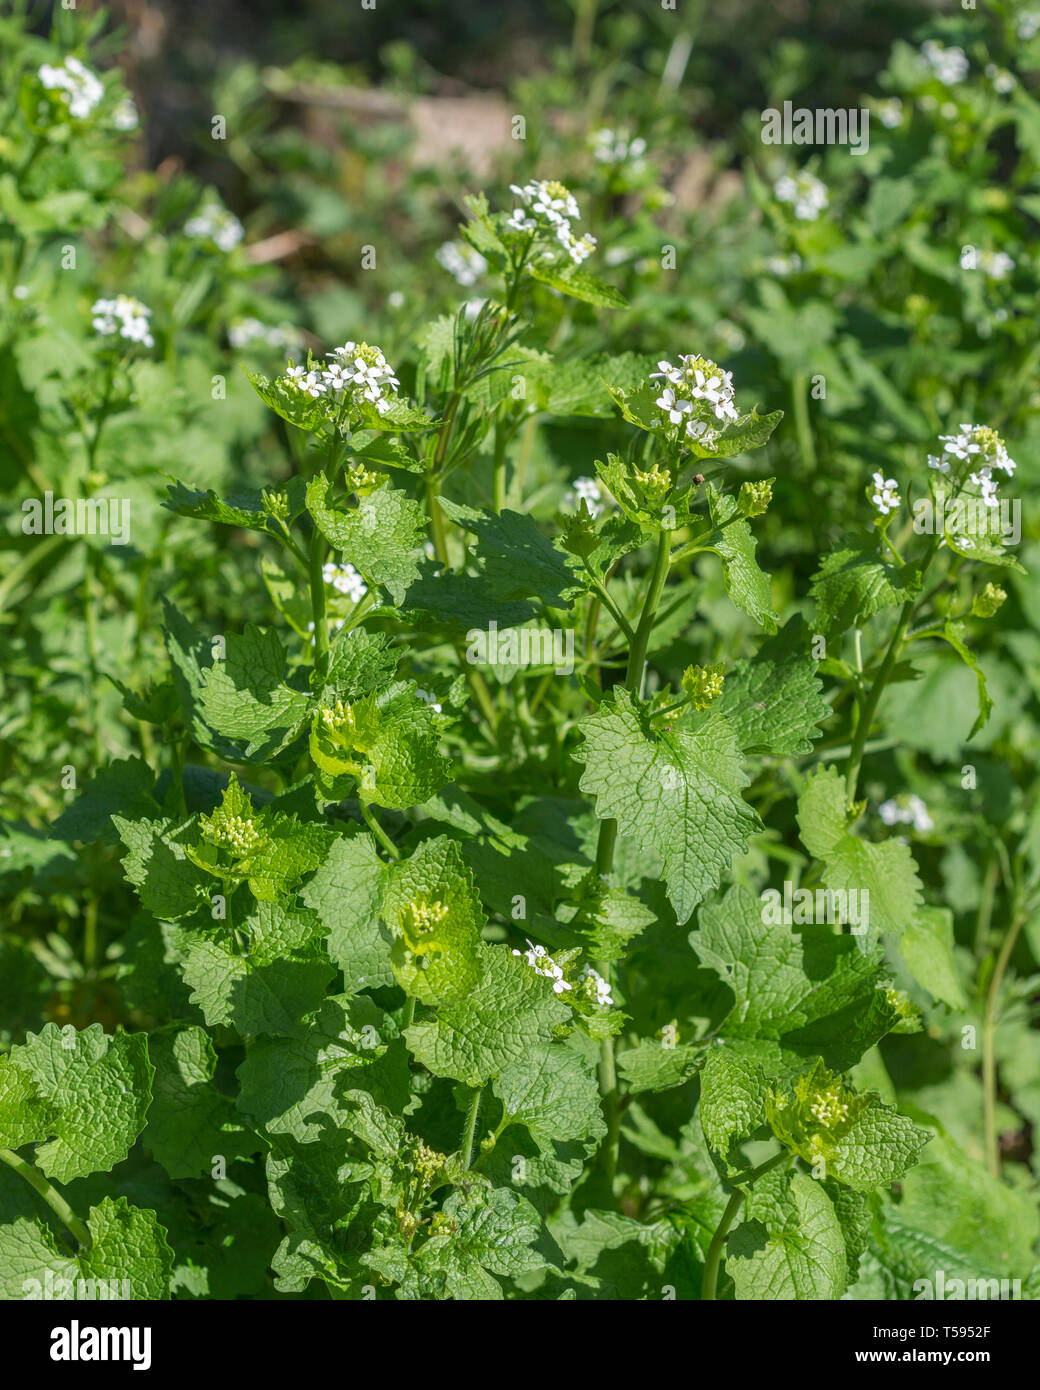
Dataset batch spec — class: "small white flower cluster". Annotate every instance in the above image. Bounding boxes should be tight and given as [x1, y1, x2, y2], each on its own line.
[91, 294, 154, 349]
[281, 341, 400, 416]
[322, 562, 367, 603]
[228, 317, 301, 351]
[112, 98, 139, 131]
[774, 170, 829, 220]
[919, 40, 969, 86]
[435, 240, 488, 287]
[185, 202, 244, 252]
[564, 476, 603, 518]
[651, 354, 739, 446]
[809, 1085, 849, 1128]
[589, 128, 647, 168]
[512, 939, 571, 994]
[578, 965, 613, 1007]
[928, 424, 1015, 509]
[506, 179, 597, 265]
[876, 97, 904, 129]
[985, 63, 1016, 95]
[879, 795, 934, 833]
[211, 812, 264, 855]
[414, 687, 443, 714]
[869, 471, 900, 516]
[1018, 10, 1040, 39]
[763, 252, 803, 277]
[38, 56, 103, 120]
[973, 249, 1015, 280]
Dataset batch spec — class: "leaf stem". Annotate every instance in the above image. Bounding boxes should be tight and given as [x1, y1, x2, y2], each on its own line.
[701, 1148, 790, 1301]
[360, 800, 401, 860]
[460, 1086, 482, 1170]
[983, 904, 1026, 1179]
[0, 1148, 92, 1252]
[308, 522, 329, 677]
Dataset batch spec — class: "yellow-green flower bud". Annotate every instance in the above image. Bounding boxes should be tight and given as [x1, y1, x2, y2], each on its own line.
[972, 582, 1007, 618]
[681, 662, 725, 711]
[738, 478, 773, 517]
[633, 463, 672, 504]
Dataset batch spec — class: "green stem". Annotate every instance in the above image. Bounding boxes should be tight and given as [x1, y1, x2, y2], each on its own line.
[460, 1087, 482, 1170]
[844, 600, 912, 805]
[792, 370, 817, 478]
[360, 799, 401, 860]
[701, 1149, 789, 1301]
[492, 417, 508, 513]
[0, 1148, 92, 1252]
[308, 523, 329, 676]
[402, 995, 416, 1029]
[591, 525, 673, 1186]
[983, 908, 1026, 1179]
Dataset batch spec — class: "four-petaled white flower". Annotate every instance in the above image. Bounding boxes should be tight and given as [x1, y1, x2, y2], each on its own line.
[511, 940, 572, 993]
[870, 471, 900, 515]
[322, 562, 367, 603]
[564, 476, 603, 518]
[185, 202, 244, 252]
[774, 170, 829, 221]
[655, 388, 692, 424]
[435, 240, 488, 287]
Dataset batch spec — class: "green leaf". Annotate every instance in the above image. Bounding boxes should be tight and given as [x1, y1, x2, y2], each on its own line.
[405, 943, 571, 1087]
[810, 532, 919, 637]
[8, 1025, 153, 1183]
[145, 1027, 260, 1179]
[699, 1047, 770, 1172]
[381, 836, 485, 1006]
[899, 906, 966, 1010]
[0, 1198, 174, 1301]
[766, 1060, 930, 1191]
[200, 623, 310, 757]
[704, 483, 777, 632]
[693, 884, 899, 1071]
[51, 757, 160, 846]
[797, 765, 923, 941]
[299, 829, 393, 990]
[687, 408, 784, 461]
[182, 899, 335, 1038]
[716, 615, 829, 754]
[0, 1056, 55, 1149]
[576, 689, 760, 924]
[932, 620, 993, 739]
[616, 1042, 701, 1095]
[492, 1040, 606, 1189]
[405, 1185, 551, 1298]
[726, 1169, 846, 1300]
[527, 260, 627, 308]
[438, 498, 584, 611]
[323, 627, 399, 700]
[307, 472, 425, 604]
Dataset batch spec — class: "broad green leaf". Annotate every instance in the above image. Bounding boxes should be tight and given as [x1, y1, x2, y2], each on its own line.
[145, 1027, 260, 1179]
[797, 765, 923, 941]
[899, 906, 966, 1010]
[405, 943, 571, 1087]
[576, 689, 760, 924]
[438, 498, 583, 611]
[200, 623, 310, 757]
[716, 615, 829, 754]
[704, 483, 777, 632]
[809, 532, 919, 637]
[0, 1056, 55, 1149]
[527, 260, 626, 308]
[307, 472, 425, 604]
[8, 1025, 152, 1183]
[0, 1198, 174, 1301]
[616, 1042, 701, 1095]
[51, 757, 160, 846]
[381, 836, 485, 1006]
[299, 829, 393, 990]
[699, 1047, 770, 1172]
[114, 815, 210, 921]
[727, 1169, 846, 1300]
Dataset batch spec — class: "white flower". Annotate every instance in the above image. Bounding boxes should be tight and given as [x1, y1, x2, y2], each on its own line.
[879, 795, 933, 833]
[774, 170, 829, 220]
[435, 240, 488, 287]
[655, 388, 692, 424]
[870, 471, 900, 515]
[589, 128, 647, 169]
[112, 98, 139, 131]
[979, 250, 1015, 280]
[1017, 10, 1040, 39]
[507, 208, 537, 231]
[388, 290, 405, 309]
[90, 294, 154, 349]
[936, 424, 1015, 477]
[511, 940, 572, 993]
[38, 56, 103, 120]
[414, 687, 442, 713]
[228, 317, 300, 350]
[322, 562, 367, 602]
[919, 40, 969, 86]
[763, 253, 803, 277]
[970, 468, 1000, 508]
[185, 202, 244, 252]
[985, 64, 1016, 94]
[564, 475, 603, 518]
[876, 97, 903, 129]
[579, 965, 613, 1006]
